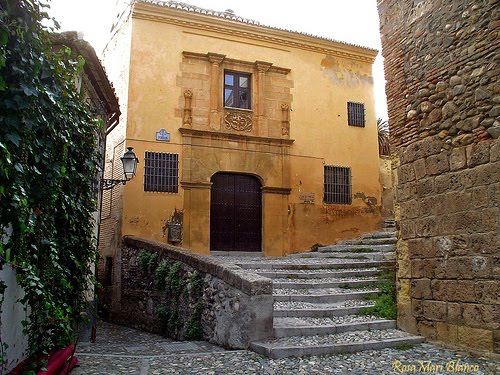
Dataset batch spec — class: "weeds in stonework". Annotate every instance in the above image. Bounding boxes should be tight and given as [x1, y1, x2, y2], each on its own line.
[360, 272, 397, 320]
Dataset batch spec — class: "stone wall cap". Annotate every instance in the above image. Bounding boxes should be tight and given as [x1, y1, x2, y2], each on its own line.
[123, 236, 273, 296]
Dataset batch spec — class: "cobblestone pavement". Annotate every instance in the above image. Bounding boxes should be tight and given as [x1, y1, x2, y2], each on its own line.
[72, 322, 499, 375]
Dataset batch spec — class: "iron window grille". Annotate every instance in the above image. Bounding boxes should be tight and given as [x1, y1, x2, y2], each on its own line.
[347, 102, 365, 127]
[224, 71, 251, 109]
[324, 165, 352, 204]
[144, 152, 178, 193]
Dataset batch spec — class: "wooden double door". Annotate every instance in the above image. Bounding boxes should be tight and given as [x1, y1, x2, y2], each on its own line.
[210, 173, 262, 252]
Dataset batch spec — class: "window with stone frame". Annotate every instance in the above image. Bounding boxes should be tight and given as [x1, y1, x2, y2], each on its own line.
[224, 71, 251, 109]
[323, 165, 352, 204]
[144, 152, 179, 193]
[347, 101, 365, 127]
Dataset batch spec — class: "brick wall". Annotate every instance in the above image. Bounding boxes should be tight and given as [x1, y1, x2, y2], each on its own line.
[378, 0, 499, 353]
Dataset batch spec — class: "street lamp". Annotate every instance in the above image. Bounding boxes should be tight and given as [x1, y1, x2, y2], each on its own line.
[102, 147, 139, 190]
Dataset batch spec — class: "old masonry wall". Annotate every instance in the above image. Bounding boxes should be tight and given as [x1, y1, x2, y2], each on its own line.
[377, 0, 499, 353]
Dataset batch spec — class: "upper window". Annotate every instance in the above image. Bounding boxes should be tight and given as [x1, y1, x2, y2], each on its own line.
[224, 71, 251, 109]
[144, 152, 178, 193]
[324, 165, 352, 205]
[347, 102, 365, 127]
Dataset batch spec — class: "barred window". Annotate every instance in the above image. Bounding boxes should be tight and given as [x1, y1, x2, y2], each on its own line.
[324, 166, 352, 204]
[347, 102, 365, 127]
[144, 152, 178, 192]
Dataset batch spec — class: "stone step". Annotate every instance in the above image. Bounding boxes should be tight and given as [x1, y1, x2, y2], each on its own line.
[255, 268, 381, 279]
[318, 244, 395, 253]
[274, 300, 375, 316]
[272, 277, 379, 289]
[361, 231, 397, 239]
[273, 289, 377, 303]
[274, 304, 373, 318]
[273, 317, 396, 338]
[237, 260, 394, 271]
[338, 237, 397, 245]
[288, 252, 394, 261]
[250, 329, 425, 359]
[383, 219, 396, 226]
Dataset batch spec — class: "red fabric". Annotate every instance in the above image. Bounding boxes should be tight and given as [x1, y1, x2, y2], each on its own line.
[8, 345, 75, 375]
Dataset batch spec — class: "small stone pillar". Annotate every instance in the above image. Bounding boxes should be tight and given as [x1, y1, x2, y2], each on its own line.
[255, 61, 272, 136]
[183, 90, 193, 127]
[281, 103, 290, 136]
[207, 53, 225, 130]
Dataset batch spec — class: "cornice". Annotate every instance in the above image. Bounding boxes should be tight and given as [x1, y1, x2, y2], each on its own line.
[179, 128, 294, 146]
[133, 3, 378, 63]
[182, 51, 290, 75]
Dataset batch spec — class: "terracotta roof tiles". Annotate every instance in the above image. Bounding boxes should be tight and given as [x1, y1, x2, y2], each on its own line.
[137, 0, 377, 52]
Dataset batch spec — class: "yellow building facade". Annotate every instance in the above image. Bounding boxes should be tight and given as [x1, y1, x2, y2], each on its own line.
[100, 0, 381, 261]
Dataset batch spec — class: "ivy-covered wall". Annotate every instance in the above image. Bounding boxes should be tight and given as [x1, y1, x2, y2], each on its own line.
[0, 1, 119, 372]
[111, 236, 274, 348]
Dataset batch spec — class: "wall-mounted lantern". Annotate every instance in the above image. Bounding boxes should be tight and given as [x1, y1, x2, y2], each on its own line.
[102, 147, 139, 190]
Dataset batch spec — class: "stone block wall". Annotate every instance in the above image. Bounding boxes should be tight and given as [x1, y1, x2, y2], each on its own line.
[377, 0, 499, 353]
[111, 236, 274, 349]
[394, 139, 499, 352]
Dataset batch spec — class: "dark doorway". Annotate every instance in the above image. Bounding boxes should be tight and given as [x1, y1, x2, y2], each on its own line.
[210, 173, 262, 252]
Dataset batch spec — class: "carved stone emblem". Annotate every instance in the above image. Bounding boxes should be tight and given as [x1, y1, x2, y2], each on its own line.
[224, 110, 253, 132]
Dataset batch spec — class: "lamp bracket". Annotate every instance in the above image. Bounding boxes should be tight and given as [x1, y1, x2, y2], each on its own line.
[102, 178, 130, 191]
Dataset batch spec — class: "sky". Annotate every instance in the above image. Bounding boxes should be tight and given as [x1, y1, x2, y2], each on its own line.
[47, 0, 388, 119]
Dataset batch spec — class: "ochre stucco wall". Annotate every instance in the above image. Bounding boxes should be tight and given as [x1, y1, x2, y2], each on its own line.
[108, 3, 381, 256]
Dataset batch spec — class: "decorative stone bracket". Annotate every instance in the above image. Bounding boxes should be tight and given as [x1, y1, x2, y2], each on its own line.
[183, 90, 193, 127]
[281, 103, 290, 135]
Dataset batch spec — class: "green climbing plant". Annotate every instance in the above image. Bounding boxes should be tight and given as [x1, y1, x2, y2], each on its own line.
[0, 0, 102, 369]
[138, 253, 204, 341]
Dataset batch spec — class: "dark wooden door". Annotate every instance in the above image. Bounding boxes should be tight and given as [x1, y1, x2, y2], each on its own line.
[210, 173, 262, 252]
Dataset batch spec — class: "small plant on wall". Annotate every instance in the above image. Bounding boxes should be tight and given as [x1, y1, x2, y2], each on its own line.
[360, 271, 397, 320]
[137, 250, 205, 340]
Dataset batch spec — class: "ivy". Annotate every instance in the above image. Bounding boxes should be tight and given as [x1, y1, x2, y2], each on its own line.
[137, 252, 204, 341]
[154, 260, 170, 291]
[138, 251, 152, 274]
[184, 302, 203, 340]
[0, 0, 102, 369]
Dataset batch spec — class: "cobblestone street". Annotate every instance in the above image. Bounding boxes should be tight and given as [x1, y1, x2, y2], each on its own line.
[72, 322, 499, 374]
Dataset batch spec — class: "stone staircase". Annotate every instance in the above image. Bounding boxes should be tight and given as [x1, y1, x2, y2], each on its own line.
[233, 228, 425, 358]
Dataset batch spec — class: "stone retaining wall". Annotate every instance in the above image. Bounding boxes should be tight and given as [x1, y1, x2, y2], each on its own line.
[111, 236, 274, 349]
[377, 0, 499, 353]
[394, 138, 499, 352]
[378, 0, 499, 149]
